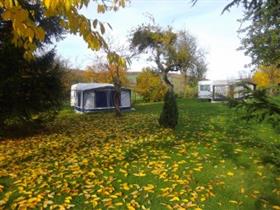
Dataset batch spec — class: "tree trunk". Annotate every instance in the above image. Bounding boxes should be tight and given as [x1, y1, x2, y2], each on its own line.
[0, 120, 4, 138]
[184, 72, 188, 86]
[114, 89, 121, 117]
[162, 70, 174, 92]
[155, 51, 174, 93]
[113, 66, 122, 117]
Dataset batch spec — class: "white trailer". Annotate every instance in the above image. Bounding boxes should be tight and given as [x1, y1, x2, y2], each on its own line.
[198, 80, 255, 102]
[198, 80, 212, 100]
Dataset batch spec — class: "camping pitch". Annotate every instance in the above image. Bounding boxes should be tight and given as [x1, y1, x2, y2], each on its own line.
[71, 83, 131, 113]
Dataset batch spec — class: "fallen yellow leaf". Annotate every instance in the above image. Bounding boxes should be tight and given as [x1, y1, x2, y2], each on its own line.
[227, 172, 234, 176]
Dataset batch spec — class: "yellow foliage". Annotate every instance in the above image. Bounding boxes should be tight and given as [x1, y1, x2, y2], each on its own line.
[252, 71, 270, 87]
[252, 65, 280, 88]
[135, 68, 167, 102]
[84, 64, 129, 86]
[1, 0, 126, 58]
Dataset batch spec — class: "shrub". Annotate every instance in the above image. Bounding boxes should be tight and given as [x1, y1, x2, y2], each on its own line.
[183, 85, 198, 98]
[252, 65, 280, 89]
[135, 68, 167, 102]
[159, 90, 178, 129]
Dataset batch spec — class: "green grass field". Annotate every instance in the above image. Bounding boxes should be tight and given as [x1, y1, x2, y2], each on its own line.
[0, 99, 279, 209]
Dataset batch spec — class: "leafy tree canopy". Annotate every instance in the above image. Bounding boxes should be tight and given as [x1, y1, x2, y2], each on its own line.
[131, 23, 207, 90]
[85, 64, 128, 86]
[0, 0, 126, 59]
[238, 1, 280, 67]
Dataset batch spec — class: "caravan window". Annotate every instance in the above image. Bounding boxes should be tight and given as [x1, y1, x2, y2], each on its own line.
[200, 85, 210, 91]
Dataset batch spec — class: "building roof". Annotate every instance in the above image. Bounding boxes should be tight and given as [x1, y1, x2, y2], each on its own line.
[71, 83, 130, 91]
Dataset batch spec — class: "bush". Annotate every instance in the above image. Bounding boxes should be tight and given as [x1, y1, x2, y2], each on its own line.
[183, 85, 198, 98]
[135, 68, 167, 102]
[159, 90, 178, 129]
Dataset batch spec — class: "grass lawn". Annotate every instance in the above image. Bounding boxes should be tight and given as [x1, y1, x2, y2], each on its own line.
[0, 99, 279, 210]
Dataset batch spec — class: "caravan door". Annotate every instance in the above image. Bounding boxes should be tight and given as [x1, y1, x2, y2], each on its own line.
[198, 81, 212, 100]
[95, 90, 108, 108]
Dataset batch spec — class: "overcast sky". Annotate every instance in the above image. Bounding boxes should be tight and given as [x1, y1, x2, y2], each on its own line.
[55, 0, 251, 80]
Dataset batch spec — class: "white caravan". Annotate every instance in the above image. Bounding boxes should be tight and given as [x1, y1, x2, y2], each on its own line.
[198, 80, 255, 102]
[198, 80, 213, 100]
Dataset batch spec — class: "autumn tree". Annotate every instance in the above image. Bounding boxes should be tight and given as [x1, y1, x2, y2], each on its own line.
[135, 68, 167, 102]
[252, 65, 280, 95]
[85, 63, 128, 85]
[87, 38, 130, 117]
[101, 51, 129, 117]
[0, 0, 126, 59]
[253, 71, 270, 88]
[62, 69, 90, 99]
[84, 65, 129, 115]
[131, 23, 206, 128]
[57, 58, 90, 99]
